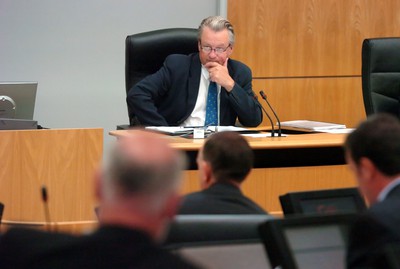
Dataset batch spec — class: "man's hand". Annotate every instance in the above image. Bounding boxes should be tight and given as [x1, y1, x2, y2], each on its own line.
[205, 58, 235, 92]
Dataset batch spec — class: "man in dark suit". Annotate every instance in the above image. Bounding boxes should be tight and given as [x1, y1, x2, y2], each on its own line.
[344, 113, 400, 268]
[127, 16, 262, 127]
[0, 130, 202, 269]
[178, 131, 267, 215]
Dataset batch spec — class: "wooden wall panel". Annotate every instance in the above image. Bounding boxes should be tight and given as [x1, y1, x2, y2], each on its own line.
[253, 77, 365, 127]
[227, 0, 400, 128]
[0, 129, 103, 223]
[180, 165, 356, 214]
[228, 0, 400, 77]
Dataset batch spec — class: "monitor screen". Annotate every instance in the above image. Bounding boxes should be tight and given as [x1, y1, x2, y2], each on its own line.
[171, 241, 271, 269]
[258, 213, 358, 269]
[280, 188, 367, 216]
[0, 82, 37, 120]
[284, 224, 348, 269]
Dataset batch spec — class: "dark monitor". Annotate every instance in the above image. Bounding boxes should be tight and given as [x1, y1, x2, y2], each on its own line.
[258, 213, 358, 269]
[279, 188, 367, 216]
[0, 82, 37, 120]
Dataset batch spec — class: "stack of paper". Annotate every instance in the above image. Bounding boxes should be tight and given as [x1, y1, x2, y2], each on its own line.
[280, 120, 346, 132]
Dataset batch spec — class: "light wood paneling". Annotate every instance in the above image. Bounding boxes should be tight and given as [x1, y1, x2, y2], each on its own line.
[253, 77, 366, 128]
[181, 165, 356, 214]
[0, 128, 103, 222]
[228, 0, 400, 77]
[227, 0, 400, 128]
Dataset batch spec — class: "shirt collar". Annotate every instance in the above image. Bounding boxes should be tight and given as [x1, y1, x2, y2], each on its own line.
[377, 177, 400, 202]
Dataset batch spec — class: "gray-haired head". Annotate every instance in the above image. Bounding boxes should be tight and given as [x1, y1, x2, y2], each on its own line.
[198, 16, 235, 46]
[102, 130, 187, 207]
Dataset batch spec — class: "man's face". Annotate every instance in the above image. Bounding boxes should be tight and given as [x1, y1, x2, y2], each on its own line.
[198, 26, 232, 66]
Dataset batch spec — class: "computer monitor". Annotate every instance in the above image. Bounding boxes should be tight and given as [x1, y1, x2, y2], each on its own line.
[0, 82, 38, 120]
[170, 240, 271, 269]
[258, 213, 358, 269]
[164, 215, 274, 269]
[279, 188, 367, 216]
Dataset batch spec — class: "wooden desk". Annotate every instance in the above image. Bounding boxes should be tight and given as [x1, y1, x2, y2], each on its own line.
[0, 128, 103, 224]
[109, 131, 356, 214]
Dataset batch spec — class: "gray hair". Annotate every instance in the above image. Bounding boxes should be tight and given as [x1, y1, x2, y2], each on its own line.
[102, 137, 187, 204]
[198, 16, 235, 46]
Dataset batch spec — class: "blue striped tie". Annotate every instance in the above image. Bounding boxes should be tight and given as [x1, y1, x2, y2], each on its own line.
[205, 81, 218, 126]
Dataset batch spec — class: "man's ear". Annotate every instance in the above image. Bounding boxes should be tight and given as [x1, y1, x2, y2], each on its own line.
[202, 161, 214, 188]
[358, 157, 376, 181]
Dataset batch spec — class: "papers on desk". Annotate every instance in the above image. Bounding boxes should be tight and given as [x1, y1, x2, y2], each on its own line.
[242, 132, 287, 137]
[145, 126, 195, 135]
[280, 120, 346, 132]
[145, 126, 260, 136]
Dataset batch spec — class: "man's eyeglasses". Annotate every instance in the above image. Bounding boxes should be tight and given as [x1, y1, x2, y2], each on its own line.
[200, 44, 231, 55]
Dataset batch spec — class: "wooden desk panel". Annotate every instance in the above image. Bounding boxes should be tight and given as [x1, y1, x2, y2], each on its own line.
[111, 131, 356, 213]
[0, 128, 103, 223]
[180, 165, 355, 214]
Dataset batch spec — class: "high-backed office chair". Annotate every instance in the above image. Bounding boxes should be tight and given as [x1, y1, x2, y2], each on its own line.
[119, 28, 198, 128]
[362, 37, 400, 118]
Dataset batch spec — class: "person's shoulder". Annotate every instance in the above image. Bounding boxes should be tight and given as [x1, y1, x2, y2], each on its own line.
[227, 58, 251, 76]
[165, 53, 199, 64]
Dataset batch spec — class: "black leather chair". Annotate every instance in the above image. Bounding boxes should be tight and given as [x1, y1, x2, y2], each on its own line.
[362, 37, 400, 118]
[119, 28, 198, 128]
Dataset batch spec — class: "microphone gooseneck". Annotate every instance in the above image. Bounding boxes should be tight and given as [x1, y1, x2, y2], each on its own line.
[41, 185, 52, 231]
[259, 90, 282, 137]
[252, 91, 275, 137]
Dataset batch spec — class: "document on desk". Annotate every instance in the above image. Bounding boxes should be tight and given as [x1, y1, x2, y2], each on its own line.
[145, 126, 195, 135]
[145, 126, 257, 135]
[280, 120, 346, 132]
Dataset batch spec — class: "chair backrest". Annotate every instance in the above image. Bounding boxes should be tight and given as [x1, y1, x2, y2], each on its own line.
[125, 28, 198, 125]
[164, 214, 274, 269]
[164, 214, 273, 247]
[362, 37, 400, 117]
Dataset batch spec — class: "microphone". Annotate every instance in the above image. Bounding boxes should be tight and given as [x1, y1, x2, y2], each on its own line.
[41, 185, 53, 231]
[252, 91, 275, 137]
[259, 90, 282, 137]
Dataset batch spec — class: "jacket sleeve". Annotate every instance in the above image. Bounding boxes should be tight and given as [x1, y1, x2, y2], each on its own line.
[226, 62, 262, 127]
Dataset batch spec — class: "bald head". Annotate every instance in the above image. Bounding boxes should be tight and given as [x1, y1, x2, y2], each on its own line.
[103, 130, 186, 199]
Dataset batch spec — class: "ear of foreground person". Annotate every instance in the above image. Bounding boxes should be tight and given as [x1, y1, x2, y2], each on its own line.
[0, 129, 203, 269]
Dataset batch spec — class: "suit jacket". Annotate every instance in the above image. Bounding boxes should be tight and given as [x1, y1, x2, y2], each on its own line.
[346, 185, 400, 269]
[0, 225, 202, 269]
[178, 182, 268, 215]
[127, 53, 262, 127]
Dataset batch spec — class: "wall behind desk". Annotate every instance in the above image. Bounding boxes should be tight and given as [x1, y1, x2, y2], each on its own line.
[228, 0, 400, 128]
[0, 0, 219, 160]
